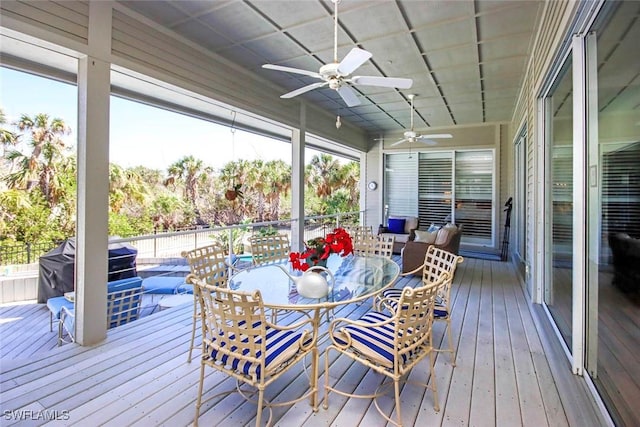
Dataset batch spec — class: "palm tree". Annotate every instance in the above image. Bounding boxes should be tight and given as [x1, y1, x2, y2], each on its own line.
[109, 164, 149, 213]
[338, 161, 360, 204]
[306, 153, 342, 197]
[0, 108, 18, 149]
[2, 113, 71, 207]
[264, 160, 291, 220]
[165, 155, 211, 224]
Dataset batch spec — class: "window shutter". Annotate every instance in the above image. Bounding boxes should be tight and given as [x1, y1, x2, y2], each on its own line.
[384, 154, 418, 217]
[418, 152, 453, 228]
[455, 151, 494, 243]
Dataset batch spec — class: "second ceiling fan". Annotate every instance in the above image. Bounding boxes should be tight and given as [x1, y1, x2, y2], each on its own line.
[262, 0, 412, 107]
[391, 94, 452, 146]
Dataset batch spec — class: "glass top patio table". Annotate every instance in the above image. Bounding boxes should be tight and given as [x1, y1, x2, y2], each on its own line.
[228, 254, 399, 310]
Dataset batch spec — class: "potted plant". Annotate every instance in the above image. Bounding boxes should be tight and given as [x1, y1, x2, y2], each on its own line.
[224, 183, 243, 201]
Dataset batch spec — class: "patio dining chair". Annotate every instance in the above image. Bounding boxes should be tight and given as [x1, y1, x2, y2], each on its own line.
[347, 225, 374, 248]
[182, 244, 237, 362]
[324, 272, 448, 426]
[375, 245, 463, 365]
[249, 234, 290, 265]
[58, 278, 144, 346]
[353, 234, 395, 259]
[190, 276, 318, 427]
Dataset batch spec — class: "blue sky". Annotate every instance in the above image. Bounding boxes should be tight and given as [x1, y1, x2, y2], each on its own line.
[1, 67, 323, 171]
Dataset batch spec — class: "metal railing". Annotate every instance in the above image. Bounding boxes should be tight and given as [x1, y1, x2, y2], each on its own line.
[1, 241, 61, 266]
[1, 211, 364, 266]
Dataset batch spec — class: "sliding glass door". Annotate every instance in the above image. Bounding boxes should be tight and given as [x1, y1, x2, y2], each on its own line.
[385, 149, 495, 248]
[585, 3, 640, 425]
[544, 58, 574, 351]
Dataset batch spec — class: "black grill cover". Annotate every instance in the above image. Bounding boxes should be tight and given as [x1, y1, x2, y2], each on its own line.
[37, 238, 137, 303]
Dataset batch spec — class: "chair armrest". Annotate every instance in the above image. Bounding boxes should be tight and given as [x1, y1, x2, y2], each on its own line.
[377, 224, 388, 234]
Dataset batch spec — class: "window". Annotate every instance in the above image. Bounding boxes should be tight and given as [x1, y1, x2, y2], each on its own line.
[385, 149, 495, 247]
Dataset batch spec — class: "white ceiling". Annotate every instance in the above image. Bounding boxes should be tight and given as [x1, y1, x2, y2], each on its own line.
[120, 0, 545, 135]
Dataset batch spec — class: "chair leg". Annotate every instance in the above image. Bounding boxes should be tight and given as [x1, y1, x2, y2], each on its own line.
[50, 313, 53, 332]
[323, 347, 331, 409]
[194, 362, 205, 425]
[310, 345, 319, 411]
[394, 378, 403, 427]
[256, 387, 265, 427]
[446, 319, 456, 366]
[187, 298, 197, 363]
[429, 351, 440, 412]
[57, 320, 63, 346]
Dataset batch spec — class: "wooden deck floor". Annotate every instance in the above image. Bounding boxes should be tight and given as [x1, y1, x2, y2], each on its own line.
[0, 258, 606, 426]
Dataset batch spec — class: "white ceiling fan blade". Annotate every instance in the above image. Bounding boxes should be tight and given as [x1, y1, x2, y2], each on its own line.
[262, 64, 321, 79]
[417, 133, 452, 139]
[337, 48, 372, 75]
[390, 138, 409, 147]
[337, 85, 361, 107]
[351, 76, 413, 89]
[281, 82, 328, 99]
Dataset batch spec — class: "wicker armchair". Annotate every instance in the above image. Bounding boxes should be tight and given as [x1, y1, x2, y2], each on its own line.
[401, 224, 463, 275]
[191, 277, 318, 427]
[324, 273, 447, 425]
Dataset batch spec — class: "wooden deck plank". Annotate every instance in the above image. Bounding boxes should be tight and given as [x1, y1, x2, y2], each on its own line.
[440, 258, 485, 426]
[414, 255, 475, 426]
[502, 261, 549, 427]
[492, 260, 524, 426]
[0, 258, 607, 427]
[506, 261, 569, 427]
[468, 259, 497, 427]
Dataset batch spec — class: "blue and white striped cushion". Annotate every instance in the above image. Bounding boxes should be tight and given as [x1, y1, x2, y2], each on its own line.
[209, 323, 305, 379]
[381, 288, 402, 300]
[434, 303, 448, 318]
[332, 311, 406, 368]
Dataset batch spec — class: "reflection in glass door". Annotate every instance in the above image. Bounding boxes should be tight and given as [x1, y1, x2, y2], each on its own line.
[544, 59, 573, 352]
[586, 2, 640, 425]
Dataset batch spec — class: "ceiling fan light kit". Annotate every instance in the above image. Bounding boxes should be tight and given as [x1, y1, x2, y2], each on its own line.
[262, 0, 412, 107]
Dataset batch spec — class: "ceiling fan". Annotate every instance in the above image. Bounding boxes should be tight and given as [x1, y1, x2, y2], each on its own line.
[262, 0, 413, 107]
[391, 94, 452, 146]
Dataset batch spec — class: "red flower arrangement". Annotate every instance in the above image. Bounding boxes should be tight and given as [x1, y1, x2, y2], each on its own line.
[289, 227, 354, 271]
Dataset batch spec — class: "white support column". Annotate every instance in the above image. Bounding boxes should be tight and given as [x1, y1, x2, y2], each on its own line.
[75, 1, 112, 345]
[291, 104, 306, 252]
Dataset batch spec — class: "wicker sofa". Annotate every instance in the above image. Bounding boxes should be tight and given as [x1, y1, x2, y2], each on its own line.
[401, 224, 463, 275]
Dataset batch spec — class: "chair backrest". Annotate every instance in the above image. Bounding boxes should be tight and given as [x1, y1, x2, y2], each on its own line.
[353, 234, 394, 258]
[422, 246, 463, 309]
[193, 278, 268, 370]
[347, 225, 373, 247]
[392, 273, 447, 364]
[375, 235, 395, 258]
[182, 244, 230, 286]
[107, 285, 144, 328]
[249, 234, 290, 265]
